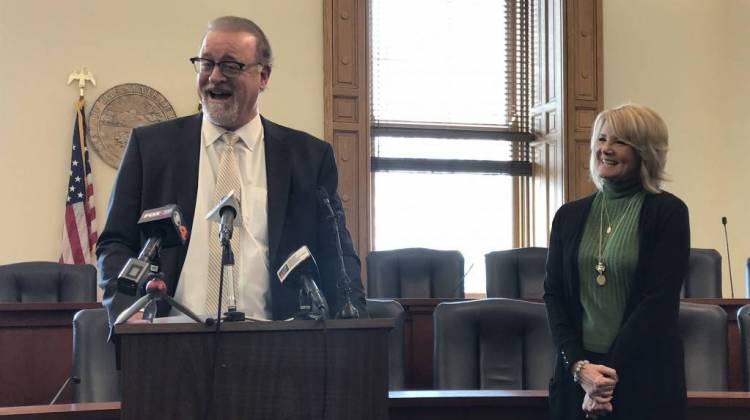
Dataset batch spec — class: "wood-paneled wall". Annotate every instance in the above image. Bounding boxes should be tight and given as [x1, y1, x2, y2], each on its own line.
[323, 0, 371, 275]
[563, 0, 602, 202]
[526, 0, 602, 246]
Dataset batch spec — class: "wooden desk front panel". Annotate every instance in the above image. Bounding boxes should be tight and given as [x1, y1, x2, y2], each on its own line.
[0, 303, 101, 407]
[399, 299, 467, 389]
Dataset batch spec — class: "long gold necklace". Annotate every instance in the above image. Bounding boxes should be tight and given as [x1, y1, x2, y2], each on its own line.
[595, 194, 637, 286]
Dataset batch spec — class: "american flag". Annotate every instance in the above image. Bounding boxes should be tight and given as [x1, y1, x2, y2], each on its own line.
[59, 99, 98, 264]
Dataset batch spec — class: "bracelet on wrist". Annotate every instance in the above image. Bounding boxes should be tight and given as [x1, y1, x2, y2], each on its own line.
[572, 359, 590, 383]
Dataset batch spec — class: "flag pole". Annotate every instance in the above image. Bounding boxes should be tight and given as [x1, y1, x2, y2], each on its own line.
[60, 68, 98, 264]
[74, 98, 89, 190]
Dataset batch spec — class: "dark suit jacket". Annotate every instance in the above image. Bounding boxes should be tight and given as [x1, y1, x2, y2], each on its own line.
[544, 191, 689, 420]
[96, 113, 366, 326]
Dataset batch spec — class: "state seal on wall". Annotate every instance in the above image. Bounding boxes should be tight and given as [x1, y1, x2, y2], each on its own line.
[88, 83, 177, 168]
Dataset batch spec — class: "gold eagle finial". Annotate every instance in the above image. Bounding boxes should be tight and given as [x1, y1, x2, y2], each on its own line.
[67, 67, 96, 98]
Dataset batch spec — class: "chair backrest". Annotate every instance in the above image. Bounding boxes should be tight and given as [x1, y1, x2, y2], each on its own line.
[366, 248, 464, 298]
[678, 302, 727, 391]
[433, 298, 553, 390]
[72, 308, 120, 403]
[683, 248, 722, 298]
[738, 304, 750, 391]
[485, 248, 547, 299]
[366, 299, 406, 390]
[0, 261, 96, 302]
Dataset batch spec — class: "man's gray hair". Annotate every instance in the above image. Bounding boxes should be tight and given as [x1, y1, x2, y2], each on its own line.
[205, 16, 273, 66]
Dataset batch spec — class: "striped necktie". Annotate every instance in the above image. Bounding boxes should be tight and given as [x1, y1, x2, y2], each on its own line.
[206, 131, 242, 315]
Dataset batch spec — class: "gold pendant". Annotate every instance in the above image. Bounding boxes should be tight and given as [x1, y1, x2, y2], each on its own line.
[596, 274, 606, 286]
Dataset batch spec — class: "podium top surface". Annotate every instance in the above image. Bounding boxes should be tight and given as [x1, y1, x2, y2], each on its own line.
[114, 317, 394, 335]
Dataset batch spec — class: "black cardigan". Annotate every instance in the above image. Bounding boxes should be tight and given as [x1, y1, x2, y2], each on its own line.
[544, 190, 689, 419]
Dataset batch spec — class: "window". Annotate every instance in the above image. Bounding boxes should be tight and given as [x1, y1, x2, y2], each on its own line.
[370, 0, 533, 295]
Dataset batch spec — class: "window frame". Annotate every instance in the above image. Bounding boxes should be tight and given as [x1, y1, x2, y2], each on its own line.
[323, 0, 603, 280]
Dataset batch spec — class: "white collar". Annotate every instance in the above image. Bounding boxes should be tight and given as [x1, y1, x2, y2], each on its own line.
[202, 113, 263, 151]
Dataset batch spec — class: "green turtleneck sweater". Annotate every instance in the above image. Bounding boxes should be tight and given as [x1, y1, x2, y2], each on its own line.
[577, 179, 646, 353]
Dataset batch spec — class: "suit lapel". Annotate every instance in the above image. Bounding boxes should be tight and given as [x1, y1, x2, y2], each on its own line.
[174, 113, 203, 272]
[262, 117, 291, 267]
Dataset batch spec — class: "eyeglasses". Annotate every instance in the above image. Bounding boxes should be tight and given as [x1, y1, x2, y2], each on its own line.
[189, 57, 262, 78]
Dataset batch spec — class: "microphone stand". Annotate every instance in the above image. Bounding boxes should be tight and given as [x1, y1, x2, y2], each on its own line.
[722, 216, 735, 298]
[49, 376, 80, 405]
[203, 224, 244, 420]
[321, 196, 359, 319]
[206, 221, 246, 326]
[114, 271, 203, 325]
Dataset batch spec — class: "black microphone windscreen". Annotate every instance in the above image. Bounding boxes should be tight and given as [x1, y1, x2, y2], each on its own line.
[220, 205, 237, 219]
[207, 190, 241, 226]
[137, 204, 189, 248]
[722, 216, 728, 225]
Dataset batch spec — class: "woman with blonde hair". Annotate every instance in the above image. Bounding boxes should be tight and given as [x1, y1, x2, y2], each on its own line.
[544, 104, 689, 419]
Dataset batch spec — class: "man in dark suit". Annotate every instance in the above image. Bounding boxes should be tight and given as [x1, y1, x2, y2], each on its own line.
[97, 16, 366, 326]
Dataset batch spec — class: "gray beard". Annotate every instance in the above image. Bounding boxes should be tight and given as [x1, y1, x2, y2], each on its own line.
[202, 97, 240, 129]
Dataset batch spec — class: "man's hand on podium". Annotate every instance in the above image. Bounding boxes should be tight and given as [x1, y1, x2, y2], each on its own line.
[126, 310, 152, 324]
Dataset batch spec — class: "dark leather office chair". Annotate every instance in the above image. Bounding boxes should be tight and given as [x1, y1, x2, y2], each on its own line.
[738, 304, 750, 391]
[683, 248, 722, 298]
[485, 247, 547, 299]
[0, 261, 96, 302]
[678, 302, 727, 391]
[433, 298, 553, 390]
[366, 299, 406, 390]
[483, 247, 720, 299]
[366, 248, 464, 298]
[71, 308, 120, 402]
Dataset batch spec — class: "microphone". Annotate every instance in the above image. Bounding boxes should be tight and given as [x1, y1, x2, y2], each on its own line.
[116, 205, 189, 296]
[206, 190, 241, 246]
[316, 187, 359, 319]
[722, 216, 735, 298]
[206, 190, 245, 323]
[277, 245, 329, 320]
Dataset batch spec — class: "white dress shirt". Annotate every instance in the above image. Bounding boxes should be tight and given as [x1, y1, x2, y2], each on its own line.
[172, 113, 272, 320]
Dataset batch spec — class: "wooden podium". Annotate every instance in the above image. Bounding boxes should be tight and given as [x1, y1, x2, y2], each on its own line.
[114, 318, 392, 420]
